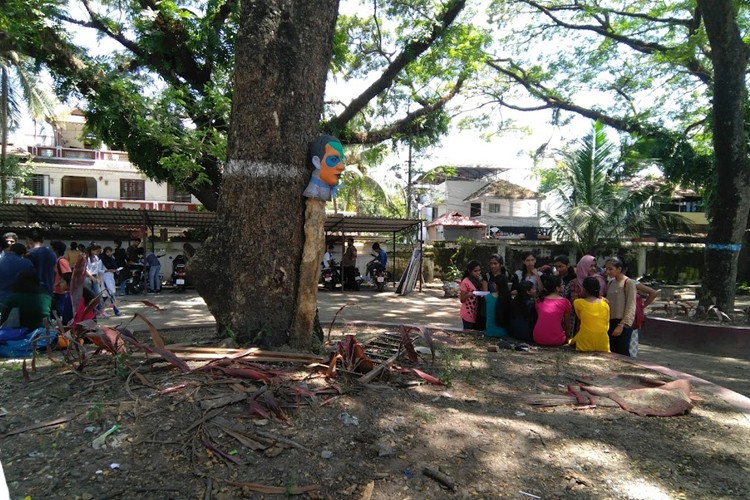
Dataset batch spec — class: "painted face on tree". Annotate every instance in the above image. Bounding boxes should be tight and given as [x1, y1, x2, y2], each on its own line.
[317, 142, 345, 186]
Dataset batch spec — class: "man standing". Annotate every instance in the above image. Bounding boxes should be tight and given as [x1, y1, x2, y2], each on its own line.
[145, 250, 163, 293]
[113, 239, 129, 296]
[64, 241, 81, 268]
[26, 230, 58, 295]
[0, 243, 34, 304]
[125, 238, 142, 266]
[2, 232, 17, 257]
[341, 237, 358, 291]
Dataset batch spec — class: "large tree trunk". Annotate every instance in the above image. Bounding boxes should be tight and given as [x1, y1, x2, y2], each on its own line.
[190, 0, 339, 349]
[700, 0, 750, 313]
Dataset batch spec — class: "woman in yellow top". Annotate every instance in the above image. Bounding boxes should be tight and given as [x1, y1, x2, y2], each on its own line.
[571, 276, 610, 352]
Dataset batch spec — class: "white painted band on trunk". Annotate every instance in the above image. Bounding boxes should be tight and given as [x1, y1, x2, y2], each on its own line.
[225, 159, 305, 179]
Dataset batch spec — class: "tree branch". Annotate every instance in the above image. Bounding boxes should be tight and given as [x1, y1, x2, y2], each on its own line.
[486, 59, 644, 135]
[327, 0, 467, 133]
[520, 0, 713, 84]
[343, 78, 464, 144]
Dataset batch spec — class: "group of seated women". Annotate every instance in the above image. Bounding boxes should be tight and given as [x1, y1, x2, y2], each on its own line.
[458, 252, 657, 357]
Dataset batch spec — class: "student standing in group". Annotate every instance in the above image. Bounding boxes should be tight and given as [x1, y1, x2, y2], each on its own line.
[0, 271, 52, 330]
[101, 246, 121, 315]
[113, 239, 129, 296]
[64, 241, 81, 268]
[0, 244, 34, 305]
[86, 244, 105, 311]
[458, 260, 487, 331]
[50, 240, 73, 324]
[570, 276, 610, 352]
[604, 256, 637, 357]
[26, 229, 57, 295]
[511, 251, 541, 291]
[533, 274, 571, 346]
[145, 250, 164, 293]
[341, 237, 358, 291]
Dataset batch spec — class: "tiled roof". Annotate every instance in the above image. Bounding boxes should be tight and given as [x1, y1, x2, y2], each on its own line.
[464, 179, 538, 201]
[426, 211, 486, 228]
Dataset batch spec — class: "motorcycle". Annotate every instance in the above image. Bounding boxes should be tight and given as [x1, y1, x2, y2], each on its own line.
[127, 263, 146, 295]
[321, 258, 342, 291]
[171, 254, 187, 293]
[367, 260, 390, 292]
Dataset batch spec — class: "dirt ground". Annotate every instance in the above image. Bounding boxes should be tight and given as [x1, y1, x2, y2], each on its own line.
[1, 325, 749, 500]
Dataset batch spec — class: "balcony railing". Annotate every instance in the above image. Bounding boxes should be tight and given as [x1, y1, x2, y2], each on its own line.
[10, 195, 199, 212]
[28, 145, 130, 163]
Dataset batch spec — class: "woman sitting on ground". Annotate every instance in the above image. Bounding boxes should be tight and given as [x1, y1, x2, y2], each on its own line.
[570, 276, 610, 352]
[486, 254, 510, 293]
[507, 281, 536, 343]
[484, 274, 511, 338]
[1, 271, 53, 330]
[533, 274, 571, 347]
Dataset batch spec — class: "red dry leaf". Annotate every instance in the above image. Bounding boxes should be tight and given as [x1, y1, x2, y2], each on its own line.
[412, 368, 444, 385]
[212, 366, 272, 383]
[399, 325, 420, 363]
[86, 326, 126, 354]
[159, 383, 188, 395]
[248, 400, 271, 420]
[133, 312, 165, 348]
[338, 335, 374, 373]
[263, 391, 288, 421]
[141, 300, 163, 312]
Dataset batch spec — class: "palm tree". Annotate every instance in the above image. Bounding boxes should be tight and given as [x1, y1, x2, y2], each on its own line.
[334, 144, 405, 217]
[541, 121, 691, 254]
[1, 51, 59, 202]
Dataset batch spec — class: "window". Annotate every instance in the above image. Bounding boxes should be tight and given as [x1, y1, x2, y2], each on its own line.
[168, 183, 192, 203]
[489, 203, 501, 213]
[25, 174, 49, 196]
[120, 179, 145, 200]
[61, 176, 97, 198]
[470, 203, 482, 217]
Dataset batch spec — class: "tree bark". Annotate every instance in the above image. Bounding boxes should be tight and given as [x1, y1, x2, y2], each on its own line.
[699, 0, 750, 312]
[190, 0, 339, 349]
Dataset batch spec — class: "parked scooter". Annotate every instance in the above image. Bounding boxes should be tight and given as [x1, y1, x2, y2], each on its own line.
[320, 258, 342, 291]
[171, 254, 187, 293]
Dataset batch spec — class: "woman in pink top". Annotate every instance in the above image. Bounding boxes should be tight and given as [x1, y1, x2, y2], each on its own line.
[533, 274, 571, 346]
[458, 260, 487, 330]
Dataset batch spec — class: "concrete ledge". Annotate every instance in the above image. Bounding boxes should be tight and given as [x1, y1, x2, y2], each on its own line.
[641, 317, 750, 360]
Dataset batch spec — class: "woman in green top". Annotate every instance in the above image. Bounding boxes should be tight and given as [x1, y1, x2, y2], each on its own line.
[484, 274, 511, 337]
[1, 271, 53, 330]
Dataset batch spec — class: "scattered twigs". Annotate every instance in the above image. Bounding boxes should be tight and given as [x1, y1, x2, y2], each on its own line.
[211, 477, 320, 495]
[253, 429, 315, 454]
[0, 413, 79, 439]
[327, 304, 351, 342]
[422, 467, 455, 490]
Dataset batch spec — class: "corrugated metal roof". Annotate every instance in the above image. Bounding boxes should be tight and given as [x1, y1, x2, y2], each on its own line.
[0, 204, 421, 234]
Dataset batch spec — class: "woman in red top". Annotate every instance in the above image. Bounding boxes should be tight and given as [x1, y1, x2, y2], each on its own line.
[50, 240, 73, 324]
